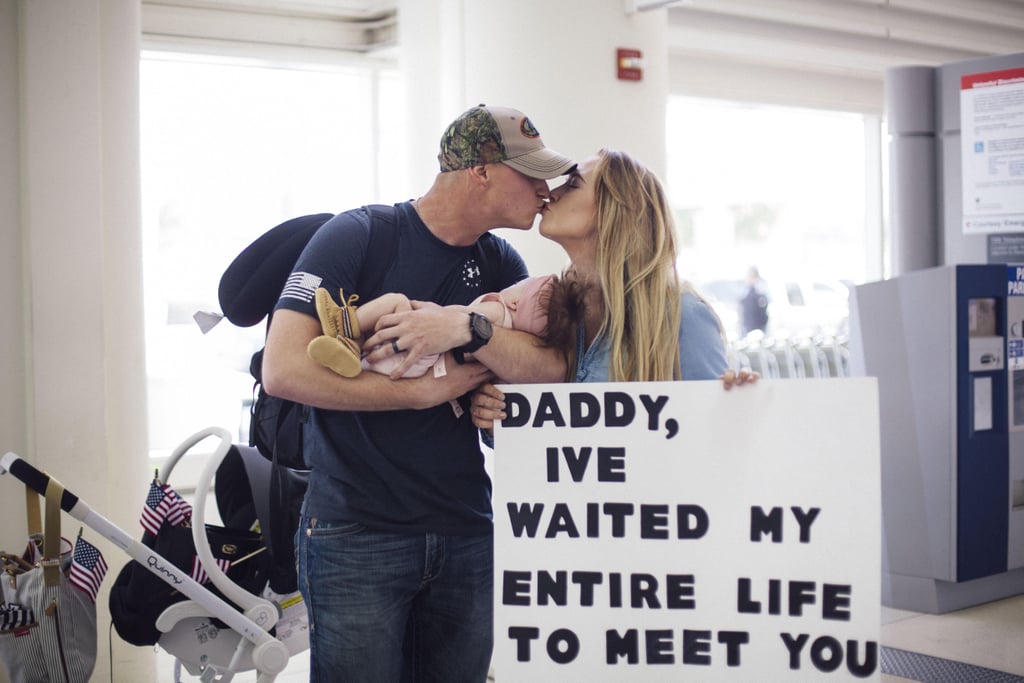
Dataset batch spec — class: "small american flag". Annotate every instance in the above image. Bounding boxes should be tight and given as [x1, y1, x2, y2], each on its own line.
[140, 481, 192, 536]
[280, 271, 323, 303]
[68, 536, 107, 603]
[190, 555, 231, 584]
[162, 486, 192, 528]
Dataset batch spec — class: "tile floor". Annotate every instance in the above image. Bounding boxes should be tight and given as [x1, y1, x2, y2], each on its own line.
[879, 594, 1024, 682]
[154, 593, 1024, 682]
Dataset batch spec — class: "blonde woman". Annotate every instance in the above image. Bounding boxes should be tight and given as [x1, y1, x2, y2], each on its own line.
[471, 148, 754, 426]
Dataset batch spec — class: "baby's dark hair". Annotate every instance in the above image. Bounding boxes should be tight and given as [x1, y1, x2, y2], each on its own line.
[541, 275, 589, 379]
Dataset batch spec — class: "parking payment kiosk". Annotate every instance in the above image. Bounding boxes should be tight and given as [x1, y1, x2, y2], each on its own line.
[850, 264, 1024, 613]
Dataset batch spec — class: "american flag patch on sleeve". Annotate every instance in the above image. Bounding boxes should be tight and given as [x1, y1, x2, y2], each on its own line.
[281, 272, 323, 303]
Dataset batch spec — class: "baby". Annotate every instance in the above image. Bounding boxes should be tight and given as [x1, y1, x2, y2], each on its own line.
[307, 275, 556, 379]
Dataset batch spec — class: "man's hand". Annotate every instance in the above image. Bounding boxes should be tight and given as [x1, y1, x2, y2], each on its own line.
[363, 302, 470, 379]
[407, 355, 495, 409]
[363, 298, 565, 383]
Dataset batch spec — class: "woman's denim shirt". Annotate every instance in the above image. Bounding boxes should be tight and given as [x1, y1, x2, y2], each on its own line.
[575, 292, 728, 382]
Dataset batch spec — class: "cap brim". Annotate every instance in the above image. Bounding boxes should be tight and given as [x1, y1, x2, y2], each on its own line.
[502, 148, 577, 180]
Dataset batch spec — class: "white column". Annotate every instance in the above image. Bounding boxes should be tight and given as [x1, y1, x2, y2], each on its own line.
[885, 65, 940, 275]
[397, 0, 468, 196]
[17, 0, 153, 679]
[0, 0, 27, 541]
[399, 0, 669, 277]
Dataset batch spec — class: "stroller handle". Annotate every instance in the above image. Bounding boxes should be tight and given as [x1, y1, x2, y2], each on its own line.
[1, 452, 81, 513]
[2, 440, 291, 681]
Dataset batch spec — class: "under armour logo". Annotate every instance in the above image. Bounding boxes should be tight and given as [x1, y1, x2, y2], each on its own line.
[462, 260, 481, 287]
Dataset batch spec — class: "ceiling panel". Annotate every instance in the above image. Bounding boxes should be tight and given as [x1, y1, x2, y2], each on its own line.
[665, 0, 1024, 77]
[142, 1, 1022, 110]
[147, 0, 398, 20]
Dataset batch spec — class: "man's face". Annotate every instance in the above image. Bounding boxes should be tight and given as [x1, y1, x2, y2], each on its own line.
[485, 163, 553, 230]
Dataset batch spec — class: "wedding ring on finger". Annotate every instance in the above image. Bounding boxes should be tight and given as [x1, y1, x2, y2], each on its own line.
[391, 339, 402, 354]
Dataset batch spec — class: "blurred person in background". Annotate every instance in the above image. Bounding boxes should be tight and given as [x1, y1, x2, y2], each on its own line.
[741, 265, 770, 337]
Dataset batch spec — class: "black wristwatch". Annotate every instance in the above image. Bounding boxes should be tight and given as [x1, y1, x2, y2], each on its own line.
[453, 312, 493, 364]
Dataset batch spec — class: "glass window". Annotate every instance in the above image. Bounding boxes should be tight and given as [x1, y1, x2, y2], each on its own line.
[140, 52, 401, 459]
[667, 97, 874, 342]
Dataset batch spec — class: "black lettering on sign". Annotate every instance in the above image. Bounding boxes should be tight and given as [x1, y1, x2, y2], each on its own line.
[507, 626, 539, 661]
[505, 502, 709, 540]
[736, 578, 852, 620]
[546, 628, 580, 664]
[780, 633, 878, 676]
[606, 629, 750, 666]
[545, 447, 625, 483]
[500, 570, 697, 609]
[500, 391, 677, 436]
[750, 506, 821, 543]
[504, 626, 583, 665]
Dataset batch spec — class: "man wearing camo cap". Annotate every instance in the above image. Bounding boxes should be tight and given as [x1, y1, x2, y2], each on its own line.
[263, 104, 575, 682]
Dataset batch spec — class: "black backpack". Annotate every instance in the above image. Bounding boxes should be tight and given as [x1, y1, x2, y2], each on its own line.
[218, 204, 505, 471]
[220, 206, 390, 471]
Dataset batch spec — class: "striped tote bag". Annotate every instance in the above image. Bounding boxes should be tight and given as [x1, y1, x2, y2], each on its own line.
[0, 477, 103, 682]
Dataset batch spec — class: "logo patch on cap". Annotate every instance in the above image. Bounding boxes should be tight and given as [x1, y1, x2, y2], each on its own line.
[520, 117, 540, 139]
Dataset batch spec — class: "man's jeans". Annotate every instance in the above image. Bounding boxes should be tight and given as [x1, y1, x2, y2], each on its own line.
[296, 515, 494, 683]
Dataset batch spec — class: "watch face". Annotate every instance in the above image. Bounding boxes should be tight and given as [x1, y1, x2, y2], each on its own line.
[472, 312, 493, 340]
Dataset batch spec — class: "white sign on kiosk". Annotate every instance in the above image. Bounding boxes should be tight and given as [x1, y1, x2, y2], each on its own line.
[960, 66, 1024, 235]
[492, 379, 881, 682]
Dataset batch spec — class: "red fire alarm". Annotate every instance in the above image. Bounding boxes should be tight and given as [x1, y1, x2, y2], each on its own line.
[617, 48, 643, 81]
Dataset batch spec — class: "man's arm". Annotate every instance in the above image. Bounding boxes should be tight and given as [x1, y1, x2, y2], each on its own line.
[471, 325, 564, 382]
[361, 305, 565, 382]
[262, 308, 494, 411]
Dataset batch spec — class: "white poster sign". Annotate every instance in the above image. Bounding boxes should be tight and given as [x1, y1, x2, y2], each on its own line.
[493, 379, 880, 682]
[961, 66, 1024, 234]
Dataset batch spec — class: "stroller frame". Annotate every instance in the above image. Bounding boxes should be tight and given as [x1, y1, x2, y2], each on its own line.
[1, 426, 292, 682]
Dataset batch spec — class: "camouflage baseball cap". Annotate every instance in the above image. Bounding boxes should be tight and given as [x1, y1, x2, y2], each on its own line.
[438, 105, 576, 180]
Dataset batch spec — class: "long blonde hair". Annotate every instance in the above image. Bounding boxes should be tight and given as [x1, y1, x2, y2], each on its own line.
[550, 149, 684, 381]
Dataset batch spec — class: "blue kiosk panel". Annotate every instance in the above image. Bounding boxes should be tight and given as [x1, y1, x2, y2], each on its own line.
[955, 266, 1009, 581]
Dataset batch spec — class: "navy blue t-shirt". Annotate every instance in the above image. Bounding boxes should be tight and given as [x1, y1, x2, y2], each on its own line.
[274, 201, 528, 534]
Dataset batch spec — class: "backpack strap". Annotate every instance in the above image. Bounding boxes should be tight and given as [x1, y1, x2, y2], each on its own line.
[356, 204, 399, 297]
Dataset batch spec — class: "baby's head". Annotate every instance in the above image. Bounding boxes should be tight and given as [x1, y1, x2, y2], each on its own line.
[504, 276, 555, 335]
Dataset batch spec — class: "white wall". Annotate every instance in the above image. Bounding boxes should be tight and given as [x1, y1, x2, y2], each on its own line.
[2, 0, 153, 680]
[400, 0, 669, 278]
[0, 0, 26, 559]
